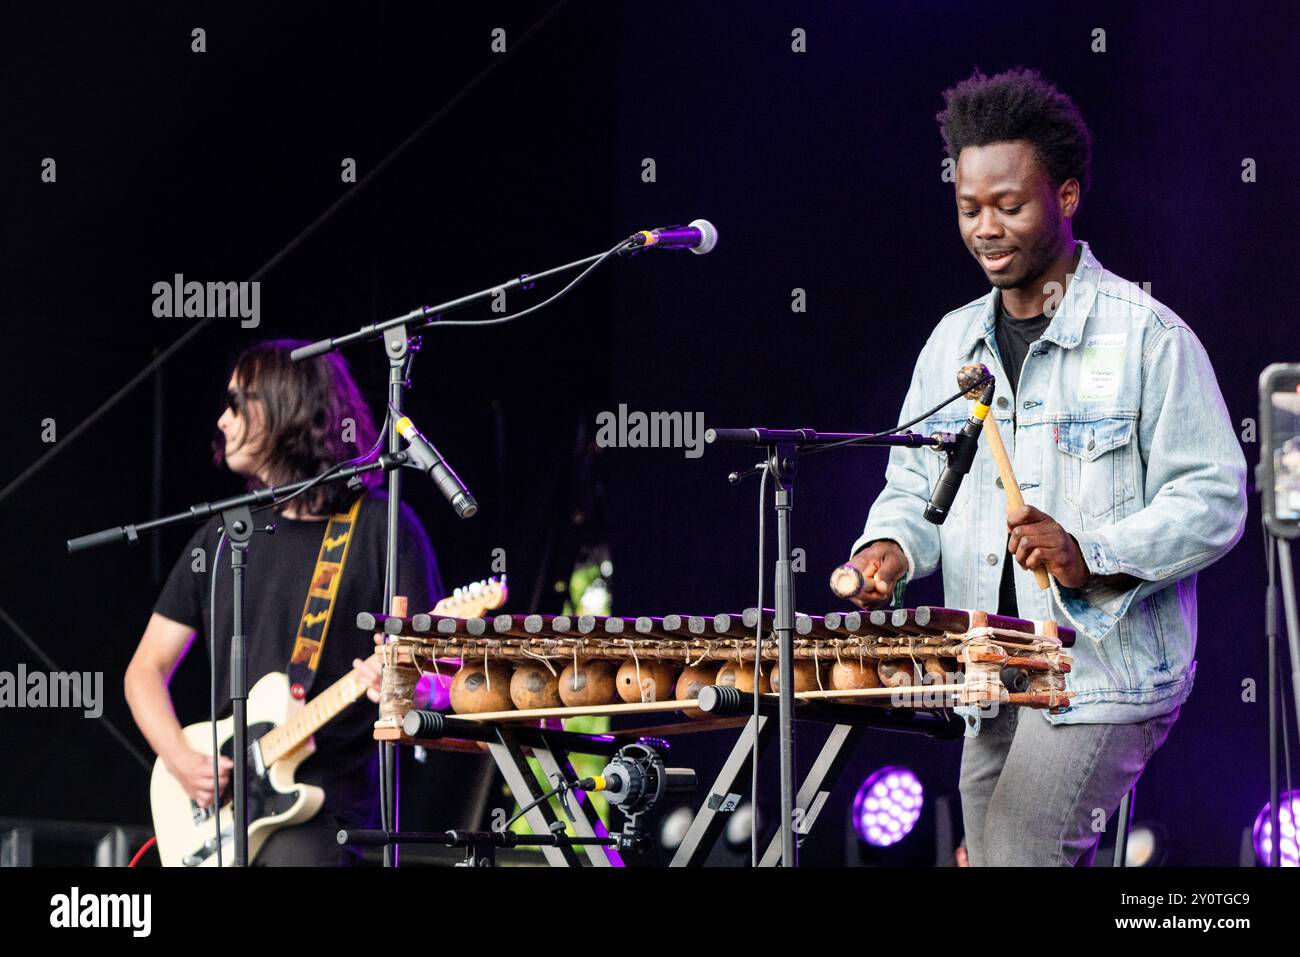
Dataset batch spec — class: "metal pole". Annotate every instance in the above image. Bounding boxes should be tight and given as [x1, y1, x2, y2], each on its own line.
[1277, 539, 1300, 866]
[1112, 786, 1134, 867]
[772, 445, 798, 867]
[380, 326, 410, 867]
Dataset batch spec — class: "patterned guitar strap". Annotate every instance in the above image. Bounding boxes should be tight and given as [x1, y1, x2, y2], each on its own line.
[286, 496, 364, 702]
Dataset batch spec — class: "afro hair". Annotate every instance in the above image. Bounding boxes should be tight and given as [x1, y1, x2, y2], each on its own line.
[937, 67, 1093, 196]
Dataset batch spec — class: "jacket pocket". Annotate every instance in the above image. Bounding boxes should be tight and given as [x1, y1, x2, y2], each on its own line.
[1054, 415, 1138, 521]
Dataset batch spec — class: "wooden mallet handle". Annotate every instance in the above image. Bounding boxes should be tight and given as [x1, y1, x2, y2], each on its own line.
[981, 412, 1050, 590]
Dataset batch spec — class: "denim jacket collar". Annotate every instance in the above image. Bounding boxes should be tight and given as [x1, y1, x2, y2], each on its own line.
[958, 240, 1103, 359]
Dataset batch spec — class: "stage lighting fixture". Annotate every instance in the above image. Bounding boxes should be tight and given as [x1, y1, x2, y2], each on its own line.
[852, 766, 923, 848]
[1252, 790, 1300, 866]
[657, 805, 694, 852]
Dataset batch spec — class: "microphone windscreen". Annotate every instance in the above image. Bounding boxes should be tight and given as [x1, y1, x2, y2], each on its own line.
[688, 218, 718, 255]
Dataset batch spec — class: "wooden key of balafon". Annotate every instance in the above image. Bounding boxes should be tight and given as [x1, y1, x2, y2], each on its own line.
[958, 363, 1050, 590]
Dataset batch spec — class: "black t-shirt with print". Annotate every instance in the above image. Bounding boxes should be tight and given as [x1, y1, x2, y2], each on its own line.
[153, 489, 441, 827]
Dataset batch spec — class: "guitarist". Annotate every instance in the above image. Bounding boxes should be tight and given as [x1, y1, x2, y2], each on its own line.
[124, 339, 443, 866]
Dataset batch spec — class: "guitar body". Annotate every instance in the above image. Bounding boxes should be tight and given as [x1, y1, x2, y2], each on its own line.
[150, 671, 324, 867]
[148, 576, 505, 866]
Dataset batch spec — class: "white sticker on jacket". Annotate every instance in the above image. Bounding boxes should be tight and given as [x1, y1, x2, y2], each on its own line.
[1078, 332, 1126, 400]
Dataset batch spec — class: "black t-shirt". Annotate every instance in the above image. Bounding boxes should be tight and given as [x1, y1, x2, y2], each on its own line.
[154, 489, 441, 827]
[995, 302, 1052, 398]
[994, 300, 1052, 618]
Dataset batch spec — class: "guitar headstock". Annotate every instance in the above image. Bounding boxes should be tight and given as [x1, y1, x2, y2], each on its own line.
[430, 575, 508, 619]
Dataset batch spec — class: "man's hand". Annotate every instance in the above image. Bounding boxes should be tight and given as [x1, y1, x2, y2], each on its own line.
[362, 635, 437, 709]
[847, 540, 908, 608]
[167, 747, 233, 809]
[352, 638, 385, 704]
[1006, 505, 1090, 588]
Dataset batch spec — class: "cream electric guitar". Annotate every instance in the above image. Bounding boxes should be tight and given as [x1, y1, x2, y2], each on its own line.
[151, 577, 507, 866]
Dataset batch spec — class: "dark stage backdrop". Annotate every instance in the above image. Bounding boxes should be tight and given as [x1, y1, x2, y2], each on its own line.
[1, 2, 1295, 865]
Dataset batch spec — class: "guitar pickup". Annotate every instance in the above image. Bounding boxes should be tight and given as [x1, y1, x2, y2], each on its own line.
[251, 740, 267, 778]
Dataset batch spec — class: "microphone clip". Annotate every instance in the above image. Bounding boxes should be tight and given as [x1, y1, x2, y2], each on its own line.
[941, 429, 981, 474]
[728, 461, 768, 485]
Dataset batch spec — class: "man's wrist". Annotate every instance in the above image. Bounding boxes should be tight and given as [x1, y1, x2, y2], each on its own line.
[1067, 534, 1095, 587]
[854, 537, 898, 558]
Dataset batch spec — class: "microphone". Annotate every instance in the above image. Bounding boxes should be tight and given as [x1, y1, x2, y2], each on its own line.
[924, 377, 996, 525]
[621, 219, 718, 256]
[572, 744, 696, 815]
[394, 414, 478, 519]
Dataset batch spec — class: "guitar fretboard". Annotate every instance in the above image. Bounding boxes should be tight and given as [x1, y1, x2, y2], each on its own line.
[258, 669, 368, 767]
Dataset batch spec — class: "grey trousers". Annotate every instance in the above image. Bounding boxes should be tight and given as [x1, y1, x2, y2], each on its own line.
[958, 703, 1180, 866]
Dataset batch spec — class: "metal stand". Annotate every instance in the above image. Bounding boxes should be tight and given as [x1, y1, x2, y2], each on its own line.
[671, 715, 776, 866]
[221, 505, 255, 867]
[530, 731, 622, 866]
[487, 727, 586, 867]
[379, 324, 412, 867]
[673, 688, 963, 867]
[758, 723, 866, 866]
[770, 444, 799, 866]
[337, 827, 620, 867]
[294, 242, 641, 867]
[67, 454, 406, 867]
[705, 426, 959, 867]
[1269, 534, 1300, 866]
[369, 695, 964, 868]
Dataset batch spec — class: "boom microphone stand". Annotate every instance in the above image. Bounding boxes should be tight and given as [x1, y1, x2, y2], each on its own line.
[288, 225, 713, 865]
[68, 454, 407, 866]
[1257, 364, 1300, 867]
[704, 426, 960, 866]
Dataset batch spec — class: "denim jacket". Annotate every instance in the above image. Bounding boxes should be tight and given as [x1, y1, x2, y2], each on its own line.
[852, 241, 1247, 724]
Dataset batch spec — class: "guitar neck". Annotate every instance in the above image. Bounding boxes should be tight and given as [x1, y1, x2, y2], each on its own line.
[258, 666, 370, 767]
[255, 578, 506, 767]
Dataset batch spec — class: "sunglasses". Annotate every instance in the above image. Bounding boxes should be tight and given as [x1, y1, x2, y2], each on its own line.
[224, 387, 258, 415]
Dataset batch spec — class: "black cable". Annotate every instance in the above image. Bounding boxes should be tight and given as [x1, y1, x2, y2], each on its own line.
[422, 238, 627, 332]
[252, 410, 391, 517]
[751, 462, 769, 867]
[802, 371, 994, 457]
[208, 531, 228, 868]
[504, 781, 570, 831]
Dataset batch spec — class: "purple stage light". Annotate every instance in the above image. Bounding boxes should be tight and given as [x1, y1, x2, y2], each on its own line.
[853, 766, 923, 847]
[418, 672, 452, 711]
[1253, 790, 1300, 867]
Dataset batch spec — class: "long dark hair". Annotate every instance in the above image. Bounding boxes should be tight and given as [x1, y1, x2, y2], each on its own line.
[215, 339, 380, 515]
